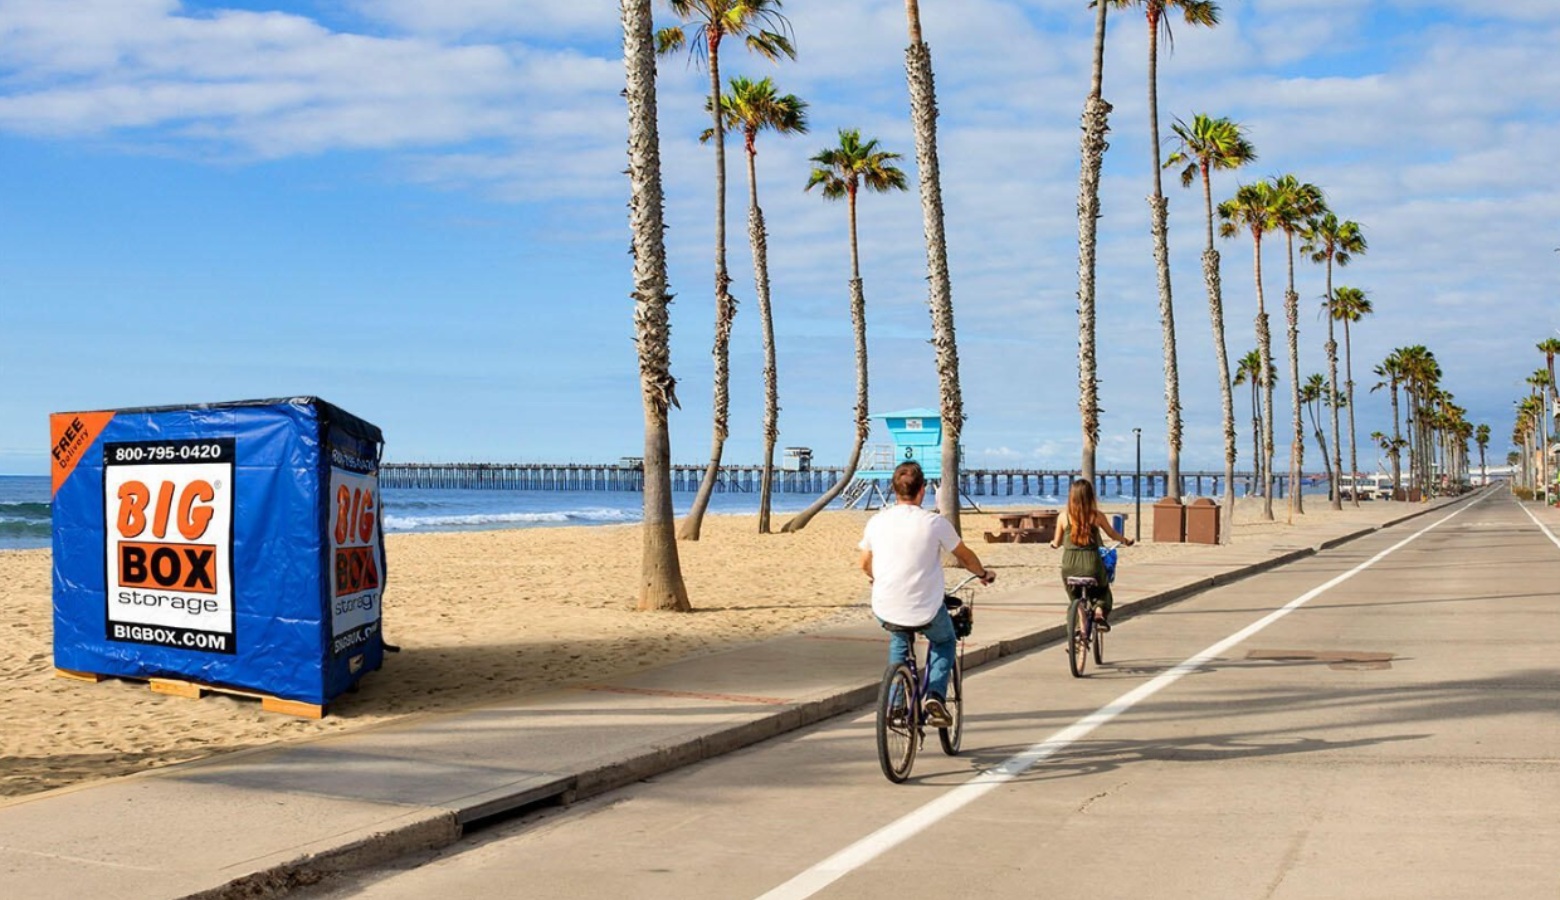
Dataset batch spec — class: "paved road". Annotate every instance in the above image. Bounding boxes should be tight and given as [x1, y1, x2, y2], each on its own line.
[304, 491, 1559, 900]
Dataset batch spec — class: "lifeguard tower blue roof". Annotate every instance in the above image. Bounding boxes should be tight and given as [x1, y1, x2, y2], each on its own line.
[857, 407, 943, 480]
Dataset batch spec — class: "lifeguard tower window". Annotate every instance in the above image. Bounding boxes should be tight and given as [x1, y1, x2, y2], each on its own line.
[781, 447, 812, 472]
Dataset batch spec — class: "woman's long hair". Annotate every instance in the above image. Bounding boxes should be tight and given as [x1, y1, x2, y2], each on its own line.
[1065, 478, 1099, 547]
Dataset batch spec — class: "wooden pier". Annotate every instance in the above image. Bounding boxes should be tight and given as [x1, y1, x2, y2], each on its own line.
[379, 462, 1291, 498]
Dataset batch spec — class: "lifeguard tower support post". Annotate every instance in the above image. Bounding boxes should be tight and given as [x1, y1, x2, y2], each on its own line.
[845, 407, 947, 508]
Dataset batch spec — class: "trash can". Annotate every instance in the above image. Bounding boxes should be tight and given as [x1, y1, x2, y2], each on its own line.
[1152, 497, 1184, 543]
[1185, 497, 1221, 544]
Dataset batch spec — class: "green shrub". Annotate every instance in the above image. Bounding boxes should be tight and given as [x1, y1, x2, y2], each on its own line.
[1513, 486, 1534, 500]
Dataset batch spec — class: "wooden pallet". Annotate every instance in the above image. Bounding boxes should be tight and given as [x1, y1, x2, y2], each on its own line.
[54, 668, 325, 719]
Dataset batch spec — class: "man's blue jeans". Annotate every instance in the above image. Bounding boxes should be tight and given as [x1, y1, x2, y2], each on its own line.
[878, 603, 956, 702]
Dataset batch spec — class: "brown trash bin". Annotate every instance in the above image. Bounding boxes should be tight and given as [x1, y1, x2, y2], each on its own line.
[1185, 497, 1221, 544]
[1152, 497, 1185, 543]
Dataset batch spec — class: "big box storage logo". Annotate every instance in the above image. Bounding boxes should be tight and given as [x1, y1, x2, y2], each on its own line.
[103, 438, 236, 654]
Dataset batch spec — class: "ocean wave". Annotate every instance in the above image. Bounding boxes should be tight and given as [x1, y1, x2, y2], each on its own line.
[0, 501, 51, 521]
[383, 508, 640, 531]
[0, 519, 51, 539]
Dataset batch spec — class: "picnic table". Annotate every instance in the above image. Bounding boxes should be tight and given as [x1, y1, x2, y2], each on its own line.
[984, 509, 1060, 544]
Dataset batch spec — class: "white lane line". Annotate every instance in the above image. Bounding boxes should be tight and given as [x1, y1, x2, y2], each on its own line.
[757, 499, 1478, 900]
[1517, 501, 1560, 550]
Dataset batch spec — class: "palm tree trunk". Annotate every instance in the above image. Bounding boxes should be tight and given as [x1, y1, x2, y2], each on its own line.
[1201, 168, 1235, 542]
[1252, 237, 1274, 520]
[745, 144, 779, 534]
[904, 10, 965, 532]
[1075, 0, 1110, 484]
[784, 193, 868, 533]
[1284, 233, 1303, 517]
[1324, 258, 1342, 510]
[622, 0, 689, 612]
[1343, 318, 1359, 507]
[1145, 18, 1182, 502]
[678, 36, 736, 542]
[1389, 380, 1402, 498]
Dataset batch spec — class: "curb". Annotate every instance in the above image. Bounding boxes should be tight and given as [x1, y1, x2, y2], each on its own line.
[193, 491, 1481, 899]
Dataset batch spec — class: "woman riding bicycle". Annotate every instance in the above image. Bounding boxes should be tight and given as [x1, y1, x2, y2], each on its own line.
[1050, 478, 1133, 630]
[859, 461, 994, 727]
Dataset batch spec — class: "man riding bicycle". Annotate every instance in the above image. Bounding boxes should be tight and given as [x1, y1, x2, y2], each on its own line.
[859, 461, 995, 727]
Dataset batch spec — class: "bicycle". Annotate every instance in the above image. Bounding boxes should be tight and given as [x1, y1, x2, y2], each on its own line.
[874, 573, 986, 784]
[1065, 543, 1118, 678]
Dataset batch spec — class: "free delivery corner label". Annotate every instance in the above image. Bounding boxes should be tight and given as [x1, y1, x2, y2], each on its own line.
[103, 438, 237, 654]
[329, 464, 382, 658]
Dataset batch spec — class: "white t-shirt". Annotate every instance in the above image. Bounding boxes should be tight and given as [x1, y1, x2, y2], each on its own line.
[859, 503, 961, 627]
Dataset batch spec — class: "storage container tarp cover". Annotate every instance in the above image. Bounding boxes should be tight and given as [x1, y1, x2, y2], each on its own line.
[50, 397, 386, 706]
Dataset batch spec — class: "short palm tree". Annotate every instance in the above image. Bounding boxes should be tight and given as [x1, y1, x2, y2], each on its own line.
[1300, 212, 1367, 509]
[1232, 349, 1263, 491]
[1300, 373, 1334, 491]
[1475, 422, 1490, 485]
[1108, 0, 1221, 502]
[624, 0, 690, 611]
[904, 0, 967, 530]
[781, 130, 907, 533]
[658, 0, 796, 542]
[1218, 180, 1279, 519]
[705, 76, 808, 534]
[1371, 351, 1407, 498]
[1328, 285, 1373, 506]
[1267, 174, 1326, 517]
[1166, 113, 1255, 540]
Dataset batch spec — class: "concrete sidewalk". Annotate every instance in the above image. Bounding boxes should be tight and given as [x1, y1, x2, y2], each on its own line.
[0, 496, 1480, 900]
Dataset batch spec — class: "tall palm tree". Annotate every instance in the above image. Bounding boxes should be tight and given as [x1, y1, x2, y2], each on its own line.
[903, 0, 967, 531]
[1075, 0, 1113, 484]
[1328, 285, 1373, 506]
[1529, 368, 1552, 496]
[1108, 0, 1221, 502]
[1371, 350, 1407, 498]
[1267, 174, 1326, 517]
[1166, 113, 1255, 541]
[1538, 337, 1560, 489]
[1475, 422, 1490, 486]
[657, 0, 795, 542]
[623, 0, 690, 612]
[781, 130, 907, 533]
[704, 76, 808, 534]
[1300, 373, 1333, 491]
[1218, 180, 1279, 519]
[1300, 212, 1367, 509]
[1233, 349, 1262, 490]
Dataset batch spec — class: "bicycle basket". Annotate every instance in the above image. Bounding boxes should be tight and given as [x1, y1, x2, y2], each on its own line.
[944, 594, 974, 638]
[1098, 546, 1118, 584]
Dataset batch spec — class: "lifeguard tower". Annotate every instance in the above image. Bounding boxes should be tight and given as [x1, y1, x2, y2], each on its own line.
[845, 407, 961, 508]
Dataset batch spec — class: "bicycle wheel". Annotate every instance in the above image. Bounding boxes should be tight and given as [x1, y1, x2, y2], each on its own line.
[1066, 597, 1090, 678]
[937, 654, 963, 756]
[876, 664, 918, 783]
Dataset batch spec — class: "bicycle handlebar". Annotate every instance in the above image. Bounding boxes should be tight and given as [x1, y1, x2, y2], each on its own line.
[948, 570, 995, 593]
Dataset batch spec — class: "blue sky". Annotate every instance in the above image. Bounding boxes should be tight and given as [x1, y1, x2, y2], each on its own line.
[2, 0, 1557, 477]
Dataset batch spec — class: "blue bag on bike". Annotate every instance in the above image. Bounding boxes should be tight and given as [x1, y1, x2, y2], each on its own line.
[1098, 546, 1117, 583]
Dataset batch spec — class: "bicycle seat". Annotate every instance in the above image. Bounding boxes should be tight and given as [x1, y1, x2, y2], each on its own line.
[1065, 576, 1098, 588]
[879, 620, 923, 634]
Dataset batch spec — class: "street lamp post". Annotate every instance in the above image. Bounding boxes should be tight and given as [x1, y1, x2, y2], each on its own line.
[1133, 427, 1142, 543]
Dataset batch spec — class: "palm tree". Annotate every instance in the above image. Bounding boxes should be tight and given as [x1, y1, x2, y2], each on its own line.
[1218, 180, 1279, 519]
[1233, 349, 1262, 491]
[1328, 285, 1373, 506]
[1108, 0, 1220, 503]
[1476, 422, 1490, 486]
[704, 76, 808, 534]
[623, 0, 690, 612]
[1300, 212, 1367, 510]
[1538, 337, 1560, 489]
[903, 0, 967, 531]
[1300, 373, 1333, 492]
[657, 0, 796, 542]
[781, 130, 908, 533]
[1371, 350, 1407, 498]
[1166, 114, 1255, 541]
[1529, 368, 1552, 497]
[1075, 0, 1113, 484]
[1267, 174, 1326, 517]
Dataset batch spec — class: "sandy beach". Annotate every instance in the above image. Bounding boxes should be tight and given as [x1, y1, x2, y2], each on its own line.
[2, 498, 1366, 799]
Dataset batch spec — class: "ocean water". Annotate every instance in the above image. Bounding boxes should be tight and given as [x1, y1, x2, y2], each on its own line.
[0, 473, 1290, 552]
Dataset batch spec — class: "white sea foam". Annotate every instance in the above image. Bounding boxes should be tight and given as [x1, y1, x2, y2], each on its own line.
[383, 507, 639, 531]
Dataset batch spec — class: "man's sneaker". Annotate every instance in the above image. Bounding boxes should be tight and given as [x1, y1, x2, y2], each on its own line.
[923, 697, 953, 728]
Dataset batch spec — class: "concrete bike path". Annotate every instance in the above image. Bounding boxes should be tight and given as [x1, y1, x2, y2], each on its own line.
[0, 496, 1478, 900]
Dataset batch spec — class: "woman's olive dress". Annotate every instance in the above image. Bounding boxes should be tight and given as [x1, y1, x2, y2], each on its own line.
[1058, 522, 1112, 615]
